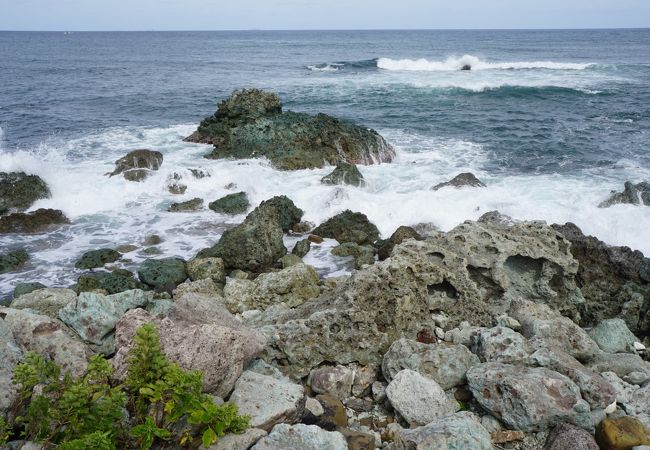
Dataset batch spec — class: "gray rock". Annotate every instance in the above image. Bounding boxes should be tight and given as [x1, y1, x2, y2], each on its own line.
[0, 317, 23, 417]
[467, 362, 592, 432]
[208, 428, 267, 450]
[172, 278, 221, 299]
[544, 423, 599, 450]
[589, 318, 639, 354]
[209, 192, 249, 215]
[432, 172, 486, 191]
[12, 282, 47, 299]
[470, 326, 530, 363]
[10, 288, 76, 318]
[108, 149, 163, 177]
[230, 371, 304, 431]
[321, 162, 366, 187]
[625, 384, 650, 419]
[331, 242, 375, 269]
[385, 369, 457, 426]
[392, 412, 492, 450]
[382, 338, 480, 389]
[279, 254, 302, 269]
[308, 365, 354, 400]
[600, 181, 650, 207]
[292, 239, 311, 258]
[251, 423, 347, 450]
[601, 371, 639, 404]
[376, 226, 423, 261]
[168, 197, 204, 212]
[588, 351, 650, 380]
[186, 257, 226, 285]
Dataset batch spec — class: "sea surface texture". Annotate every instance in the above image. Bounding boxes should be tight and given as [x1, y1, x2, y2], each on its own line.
[1, 29, 649, 295]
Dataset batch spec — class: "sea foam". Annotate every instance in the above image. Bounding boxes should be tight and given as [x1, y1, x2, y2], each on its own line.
[377, 55, 593, 71]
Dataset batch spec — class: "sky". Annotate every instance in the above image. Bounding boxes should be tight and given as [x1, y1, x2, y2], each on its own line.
[1, 0, 649, 31]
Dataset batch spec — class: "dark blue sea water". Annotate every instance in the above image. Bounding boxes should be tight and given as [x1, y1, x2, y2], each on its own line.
[1, 29, 649, 295]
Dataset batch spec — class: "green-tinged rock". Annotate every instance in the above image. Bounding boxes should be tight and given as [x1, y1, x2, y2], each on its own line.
[0, 249, 28, 273]
[596, 417, 650, 450]
[589, 318, 640, 354]
[292, 239, 311, 258]
[13, 282, 46, 298]
[331, 242, 375, 269]
[108, 149, 163, 177]
[168, 197, 204, 212]
[74, 248, 121, 269]
[257, 195, 303, 232]
[138, 258, 188, 292]
[280, 254, 303, 268]
[321, 162, 366, 187]
[0, 202, 7, 215]
[186, 89, 394, 170]
[10, 288, 77, 318]
[0, 209, 70, 234]
[313, 210, 380, 245]
[209, 192, 250, 215]
[0, 171, 50, 211]
[76, 269, 147, 295]
[186, 257, 226, 284]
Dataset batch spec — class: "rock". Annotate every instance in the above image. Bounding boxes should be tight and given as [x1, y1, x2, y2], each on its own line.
[461, 64, 472, 70]
[76, 269, 147, 295]
[308, 365, 354, 400]
[10, 288, 76, 318]
[352, 364, 378, 397]
[143, 234, 163, 246]
[600, 181, 650, 207]
[209, 192, 249, 215]
[58, 289, 153, 355]
[315, 394, 348, 429]
[0, 307, 91, 377]
[198, 203, 287, 271]
[382, 338, 479, 389]
[166, 293, 238, 327]
[625, 383, 650, 421]
[292, 239, 311, 258]
[187, 88, 394, 170]
[112, 308, 266, 397]
[308, 234, 324, 244]
[470, 326, 530, 363]
[601, 372, 639, 405]
[223, 263, 320, 313]
[122, 169, 153, 182]
[478, 210, 516, 226]
[337, 428, 375, 450]
[0, 172, 50, 212]
[186, 257, 226, 285]
[280, 254, 302, 268]
[331, 243, 375, 269]
[250, 423, 347, 450]
[0, 209, 69, 234]
[13, 282, 46, 299]
[385, 369, 456, 426]
[75, 248, 121, 269]
[544, 423, 599, 450]
[108, 149, 163, 178]
[312, 210, 380, 245]
[138, 258, 187, 292]
[256, 196, 304, 232]
[596, 417, 650, 450]
[588, 351, 650, 380]
[166, 180, 187, 195]
[432, 172, 486, 191]
[0, 249, 28, 273]
[208, 428, 267, 450]
[173, 278, 221, 299]
[0, 315, 23, 417]
[467, 362, 592, 432]
[168, 197, 204, 212]
[590, 319, 639, 354]
[491, 430, 526, 444]
[305, 397, 324, 417]
[392, 411, 492, 450]
[376, 226, 423, 261]
[321, 162, 366, 187]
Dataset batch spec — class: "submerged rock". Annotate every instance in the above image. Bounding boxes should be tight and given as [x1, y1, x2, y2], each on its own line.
[168, 197, 204, 212]
[74, 248, 121, 269]
[209, 192, 249, 215]
[321, 162, 366, 187]
[0, 208, 70, 234]
[432, 172, 486, 191]
[292, 239, 311, 258]
[312, 210, 380, 245]
[186, 89, 394, 170]
[600, 181, 650, 207]
[0, 171, 50, 212]
[107, 149, 163, 180]
[0, 249, 28, 273]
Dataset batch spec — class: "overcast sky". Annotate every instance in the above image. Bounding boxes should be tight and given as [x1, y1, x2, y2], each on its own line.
[1, 0, 649, 31]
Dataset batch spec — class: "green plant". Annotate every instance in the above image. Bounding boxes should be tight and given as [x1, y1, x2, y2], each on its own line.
[0, 416, 10, 445]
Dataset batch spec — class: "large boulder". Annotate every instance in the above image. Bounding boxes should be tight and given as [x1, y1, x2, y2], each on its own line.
[589, 318, 640, 354]
[186, 89, 394, 170]
[321, 162, 366, 187]
[107, 149, 163, 181]
[137, 258, 188, 292]
[0, 209, 69, 234]
[312, 210, 380, 245]
[0, 249, 28, 273]
[76, 269, 147, 295]
[432, 172, 486, 191]
[209, 192, 249, 215]
[392, 412, 492, 450]
[256, 196, 303, 232]
[599, 181, 650, 207]
[470, 326, 531, 364]
[186, 257, 226, 285]
[0, 172, 50, 212]
[251, 423, 347, 450]
[75, 248, 121, 270]
[467, 362, 592, 432]
[10, 288, 76, 318]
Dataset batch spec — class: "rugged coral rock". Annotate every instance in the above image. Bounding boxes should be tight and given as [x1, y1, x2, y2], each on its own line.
[0, 249, 28, 273]
[137, 257, 188, 292]
[308, 365, 355, 400]
[321, 162, 366, 187]
[185, 89, 394, 170]
[432, 172, 486, 191]
[107, 149, 163, 181]
[599, 181, 650, 207]
[312, 210, 380, 245]
[74, 248, 121, 269]
[376, 226, 423, 261]
[186, 257, 226, 284]
[10, 288, 77, 318]
[0, 208, 70, 234]
[168, 197, 204, 212]
[292, 239, 311, 258]
[209, 192, 249, 215]
[76, 269, 147, 295]
[0, 171, 50, 212]
[331, 242, 375, 269]
[256, 195, 304, 232]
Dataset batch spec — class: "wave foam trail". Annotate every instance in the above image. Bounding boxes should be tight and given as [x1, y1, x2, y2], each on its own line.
[377, 55, 593, 71]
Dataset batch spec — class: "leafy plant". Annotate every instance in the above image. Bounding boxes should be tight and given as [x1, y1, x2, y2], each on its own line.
[0, 416, 10, 445]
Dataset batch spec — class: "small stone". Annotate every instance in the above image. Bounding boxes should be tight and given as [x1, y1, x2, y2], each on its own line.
[352, 364, 378, 397]
[545, 423, 599, 450]
[432, 172, 486, 191]
[308, 365, 354, 400]
[596, 417, 650, 450]
[496, 314, 522, 331]
[491, 430, 525, 444]
[208, 428, 267, 450]
[305, 397, 324, 417]
[372, 381, 387, 403]
[308, 234, 324, 244]
[316, 394, 348, 429]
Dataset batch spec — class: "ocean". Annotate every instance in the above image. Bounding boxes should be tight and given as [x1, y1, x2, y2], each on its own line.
[1, 29, 649, 296]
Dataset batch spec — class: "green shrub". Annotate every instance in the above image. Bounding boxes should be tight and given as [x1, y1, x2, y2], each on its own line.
[6, 323, 249, 449]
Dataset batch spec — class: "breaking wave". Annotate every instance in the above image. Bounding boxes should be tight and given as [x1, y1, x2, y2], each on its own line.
[377, 55, 594, 71]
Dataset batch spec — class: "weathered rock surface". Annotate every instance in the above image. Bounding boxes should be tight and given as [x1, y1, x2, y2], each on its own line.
[0, 172, 50, 212]
[76, 269, 147, 295]
[165, 293, 238, 327]
[292, 239, 311, 258]
[0, 249, 28, 274]
[596, 417, 650, 450]
[385, 369, 456, 426]
[137, 258, 187, 292]
[74, 248, 121, 269]
[376, 226, 423, 261]
[13, 282, 47, 299]
[312, 210, 380, 245]
[108, 149, 163, 179]
[589, 318, 640, 354]
[588, 351, 650, 381]
[251, 423, 347, 450]
[392, 412, 492, 450]
[168, 197, 204, 212]
[187, 89, 394, 170]
[544, 423, 599, 450]
[112, 308, 265, 397]
[230, 371, 304, 431]
[308, 365, 354, 400]
[331, 242, 375, 269]
[208, 428, 267, 450]
[432, 172, 486, 191]
[467, 362, 592, 432]
[0, 317, 23, 417]
[382, 338, 479, 389]
[186, 257, 226, 285]
[470, 326, 530, 364]
[209, 192, 249, 215]
[321, 162, 366, 187]
[256, 196, 304, 232]
[0, 209, 69, 234]
[10, 288, 76, 318]
[600, 181, 650, 207]
[224, 263, 320, 313]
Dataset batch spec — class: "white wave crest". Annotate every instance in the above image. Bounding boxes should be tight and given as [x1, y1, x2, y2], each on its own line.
[307, 63, 344, 72]
[377, 55, 593, 71]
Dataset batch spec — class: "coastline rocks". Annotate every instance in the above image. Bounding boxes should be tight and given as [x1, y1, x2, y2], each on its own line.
[331, 243, 375, 269]
[376, 226, 423, 261]
[187, 89, 394, 170]
[0, 249, 28, 273]
[589, 318, 640, 354]
[257, 195, 304, 232]
[186, 257, 226, 285]
[470, 326, 530, 364]
[0, 316, 23, 418]
[312, 210, 380, 245]
[544, 423, 599, 450]
[0, 172, 50, 212]
[467, 362, 592, 432]
[112, 308, 266, 397]
[13, 282, 46, 299]
[209, 428, 267, 450]
[223, 263, 320, 313]
[392, 412, 493, 450]
[10, 288, 76, 318]
[600, 181, 650, 208]
[0, 208, 70, 234]
[74, 248, 121, 269]
[76, 269, 147, 295]
[251, 423, 347, 450]
[229, 371, 305, 431]
[596, 417, 650, 450]
[107, 149, 163, 181]
[382, 338, 480, 389]
[308, 365, 355, 400]
[385, 369, 457, 426]
[168, 197, 203, 212]
[432, 172, 486, 191]
[292, 239, 311, 258]
[209, 192, 249, 215]
[321, 162, 366, 187]
[137, 258, 187, 292]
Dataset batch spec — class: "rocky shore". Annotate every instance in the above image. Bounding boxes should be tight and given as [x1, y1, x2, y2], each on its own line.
[1, 90, 650, 449]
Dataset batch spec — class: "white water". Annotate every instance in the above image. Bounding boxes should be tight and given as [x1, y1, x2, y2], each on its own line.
[1, 124, 650, 294]
[377, 55, 594, 72]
